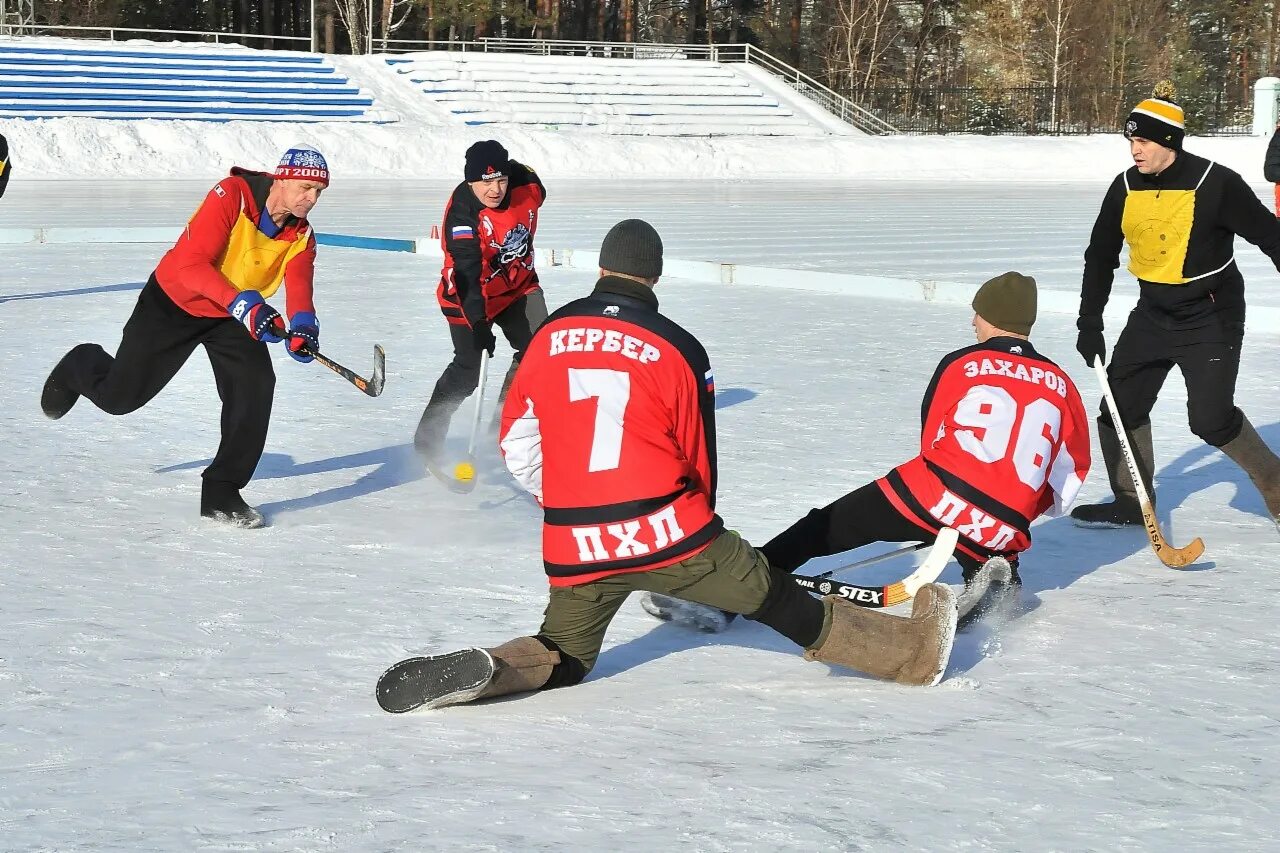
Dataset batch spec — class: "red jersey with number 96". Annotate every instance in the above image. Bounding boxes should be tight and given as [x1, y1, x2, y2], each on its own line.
[499, 278, 723, 586]
[878, 338, 1091, 563]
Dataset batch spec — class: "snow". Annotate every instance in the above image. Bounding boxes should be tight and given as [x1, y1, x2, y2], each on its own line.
[4, 108, 1278, 184]
[3, 40, 1280, 853]
[5, 181, 1280, 851]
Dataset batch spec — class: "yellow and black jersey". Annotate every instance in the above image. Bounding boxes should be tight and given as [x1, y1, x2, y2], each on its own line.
[1081, 150, 1280, 327]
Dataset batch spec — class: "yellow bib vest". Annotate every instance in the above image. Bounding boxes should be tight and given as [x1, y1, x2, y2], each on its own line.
[208, 199, 311, 298]
[1121, 161, 1227, 285]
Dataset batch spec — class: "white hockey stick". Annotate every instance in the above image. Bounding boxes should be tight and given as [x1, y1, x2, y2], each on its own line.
[1093, 356, 1204, 568]
[810, 541, 932, 579]
[450, 349, 490, 494]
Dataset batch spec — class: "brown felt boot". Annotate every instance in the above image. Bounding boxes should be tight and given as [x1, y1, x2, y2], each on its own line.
[476, 636, 561, 700]
[803, 583, 958, 687]
[1219, 416, 1280, 531]
[376, 637, 561, 713]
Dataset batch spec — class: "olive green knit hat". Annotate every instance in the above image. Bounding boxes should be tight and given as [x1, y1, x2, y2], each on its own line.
[972, 271, 1037, 335]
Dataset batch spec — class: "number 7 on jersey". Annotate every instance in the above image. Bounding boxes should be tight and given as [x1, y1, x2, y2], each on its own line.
[568, 368, 631, 472]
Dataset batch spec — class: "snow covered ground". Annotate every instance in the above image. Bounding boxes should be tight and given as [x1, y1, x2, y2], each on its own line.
[3, 174, 1280, 851]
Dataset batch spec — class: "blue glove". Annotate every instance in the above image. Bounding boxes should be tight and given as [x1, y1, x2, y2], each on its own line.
[286, 312, 319, 363]
[228, 291, 285, 343]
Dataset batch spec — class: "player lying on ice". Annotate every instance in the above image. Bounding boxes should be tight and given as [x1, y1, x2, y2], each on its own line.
[643, 272, 1093, 634]
[376, 220, 959, 713]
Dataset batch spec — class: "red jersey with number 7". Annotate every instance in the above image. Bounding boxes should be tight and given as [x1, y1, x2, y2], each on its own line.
[877, 337, 1091, 564]
[499, 277, 723, 586]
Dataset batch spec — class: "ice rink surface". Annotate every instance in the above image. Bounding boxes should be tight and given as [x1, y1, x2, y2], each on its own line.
[8, 175, 1280, 308]
[2, 179, 1279, 851]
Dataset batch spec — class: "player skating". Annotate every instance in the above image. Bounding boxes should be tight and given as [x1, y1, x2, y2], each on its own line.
[1071, 83, 1280, 533]
[40, 145, 331, 528]
[414, 140, 548, 486]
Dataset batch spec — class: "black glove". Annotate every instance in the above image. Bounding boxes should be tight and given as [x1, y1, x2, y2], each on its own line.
[473, 321, 496, 356]
[1075, 317, 1106, 367]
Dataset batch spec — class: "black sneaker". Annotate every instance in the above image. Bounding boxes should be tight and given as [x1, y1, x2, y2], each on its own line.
[40, 351, 81, 420]
[1070, 499, 1143, 528]
[200, 480, 265, 529]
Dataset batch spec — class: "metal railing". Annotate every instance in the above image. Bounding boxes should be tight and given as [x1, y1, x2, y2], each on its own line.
[0, 24, 308, 46]
[732, 44, 897, 135]
[378, 36, 713, 60]
[375, 37, 897, 134]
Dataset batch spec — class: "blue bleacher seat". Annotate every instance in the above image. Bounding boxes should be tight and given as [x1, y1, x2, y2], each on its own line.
[0, 40, 391, 123]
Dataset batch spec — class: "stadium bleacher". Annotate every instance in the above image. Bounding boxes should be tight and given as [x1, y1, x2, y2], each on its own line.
[0, 42, 392, 122]
[386, 51, 832, 136]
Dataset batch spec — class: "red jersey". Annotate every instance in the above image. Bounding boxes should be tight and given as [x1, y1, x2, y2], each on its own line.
[437, 161, 545, 326]
[154, 168, 316, 320]
[499, 277, 723, 586]
[877, 337, 1091, 564]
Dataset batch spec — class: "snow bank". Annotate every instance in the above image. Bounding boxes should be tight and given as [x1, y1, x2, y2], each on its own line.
[4, 115, 1271, 183]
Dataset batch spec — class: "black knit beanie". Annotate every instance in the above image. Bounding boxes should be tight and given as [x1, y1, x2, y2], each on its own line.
[1123, 81, 1185, 152]
[972, 271, 1037, 335]
[464, 140, 509, 182]
[599, 219, 663, 279]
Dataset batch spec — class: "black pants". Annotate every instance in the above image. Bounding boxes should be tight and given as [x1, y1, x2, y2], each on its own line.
[761, 480, 1003, 583]
[1103, 308, 1244, 447]
[59, 277, 275, 488]
[415, 290, 548, 452]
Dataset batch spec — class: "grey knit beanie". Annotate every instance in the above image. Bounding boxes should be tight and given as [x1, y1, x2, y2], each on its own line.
[599, 219, 663, 279]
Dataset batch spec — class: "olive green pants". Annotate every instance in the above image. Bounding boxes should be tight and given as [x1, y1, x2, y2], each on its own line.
[538, 530, 774, 673]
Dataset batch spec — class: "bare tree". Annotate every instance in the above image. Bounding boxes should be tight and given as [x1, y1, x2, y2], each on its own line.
[377, 0, 417, 49]
[332, 0, 370, 51]
[1039, 0, 1081, 127]
[827, 0, 903, 99]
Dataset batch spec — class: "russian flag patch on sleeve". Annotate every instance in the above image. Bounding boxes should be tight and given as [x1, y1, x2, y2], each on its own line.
[451, 225, 475, 240]
[704, 370, 715, 393]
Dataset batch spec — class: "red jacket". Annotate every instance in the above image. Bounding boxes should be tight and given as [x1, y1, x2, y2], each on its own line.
[877, 337, 1091, 564]
[499, 277, 722, 586]
[436, 161, 545, 326]
[154, 168, 316, 320]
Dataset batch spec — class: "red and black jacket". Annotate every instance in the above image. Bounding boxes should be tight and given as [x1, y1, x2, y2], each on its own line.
[436, 161, 545, 327]
[498, 277, 723, 586]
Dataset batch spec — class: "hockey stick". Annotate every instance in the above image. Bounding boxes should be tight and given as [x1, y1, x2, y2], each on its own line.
[641, 529, 959, 630]
[309, 345, 386, 398]
[1093, 357, 1203, 568]
[449, 348, 490, 494]
[807, 540, 931, 580]
[788, 527, 959, 608]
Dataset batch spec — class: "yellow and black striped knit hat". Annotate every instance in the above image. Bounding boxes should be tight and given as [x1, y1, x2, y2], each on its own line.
[1124, 81, 1184, 151]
